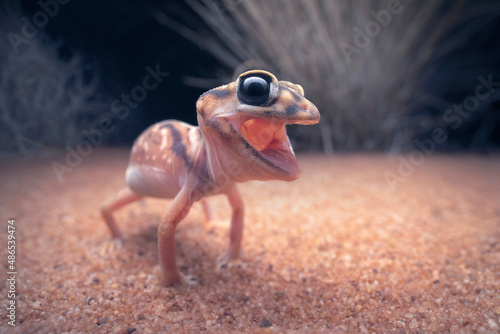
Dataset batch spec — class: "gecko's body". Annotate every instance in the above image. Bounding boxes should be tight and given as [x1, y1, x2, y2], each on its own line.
[101, 70, 320, 286]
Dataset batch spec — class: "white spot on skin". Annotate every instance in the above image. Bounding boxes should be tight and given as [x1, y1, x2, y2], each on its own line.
[144, 142, 149, 152]
[162, 154, 166, 160]
[152, 155, 156, 161]
[188, 127, 201, 156]
[167, 158, 172, 164]
[189, 127, 199, 146]
[160, 133, 168, 150]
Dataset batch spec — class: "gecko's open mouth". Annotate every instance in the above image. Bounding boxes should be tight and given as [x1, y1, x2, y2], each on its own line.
[238, 118, 301, 176]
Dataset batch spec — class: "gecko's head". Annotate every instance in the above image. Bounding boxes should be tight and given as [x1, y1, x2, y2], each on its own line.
[197, 70, 320, 182]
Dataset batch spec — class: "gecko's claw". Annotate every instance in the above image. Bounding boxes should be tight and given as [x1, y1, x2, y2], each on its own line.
[162, 273, 197, 287]
[181, 274, 198, 286]
[98, 237, 123, 256]
[216, 251, 241, 271]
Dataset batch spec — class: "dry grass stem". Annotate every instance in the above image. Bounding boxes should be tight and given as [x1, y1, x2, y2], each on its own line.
[158, 0, 500, 152]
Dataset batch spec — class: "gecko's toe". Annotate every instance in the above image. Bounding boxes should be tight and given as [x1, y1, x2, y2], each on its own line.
[158, 266, 198, 287]
[181, 274, 198, 286]
[98, 238, 124, 256]
[216, 254, 230, 270]
[216, 252, 242, 271]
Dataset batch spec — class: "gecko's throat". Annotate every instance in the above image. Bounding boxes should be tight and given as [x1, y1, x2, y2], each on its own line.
[238, 118, 300, 176]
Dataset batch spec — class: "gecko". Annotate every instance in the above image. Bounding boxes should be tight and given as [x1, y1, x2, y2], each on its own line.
[101, 70, 320, 286]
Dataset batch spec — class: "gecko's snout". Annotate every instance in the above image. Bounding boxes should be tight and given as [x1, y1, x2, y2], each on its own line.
[286, 100, 320, 125]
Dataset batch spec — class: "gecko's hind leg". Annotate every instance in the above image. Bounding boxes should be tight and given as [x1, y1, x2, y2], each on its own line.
[101, 187, 142, 242]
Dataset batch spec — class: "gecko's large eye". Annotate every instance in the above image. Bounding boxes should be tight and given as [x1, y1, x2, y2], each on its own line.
[238, 75, 271, 106]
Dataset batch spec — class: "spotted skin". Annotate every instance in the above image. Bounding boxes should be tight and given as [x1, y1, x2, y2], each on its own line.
[101, 70, 320, 286]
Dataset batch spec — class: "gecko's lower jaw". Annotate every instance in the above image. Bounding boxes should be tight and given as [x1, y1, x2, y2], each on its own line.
[238, 118, 301, 177]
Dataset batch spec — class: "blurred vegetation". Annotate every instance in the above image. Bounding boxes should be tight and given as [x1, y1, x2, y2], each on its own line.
[157, 0, 500, 153]
[0, 3, 108, 158]
[1, 1, 499, 156]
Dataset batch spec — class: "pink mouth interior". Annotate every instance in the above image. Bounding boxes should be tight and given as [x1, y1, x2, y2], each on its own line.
[239, 118, 300, 174]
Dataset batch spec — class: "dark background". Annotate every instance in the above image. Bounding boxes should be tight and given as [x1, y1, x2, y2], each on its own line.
[22, 0, 218, 144]
[6, 0, 500, 151]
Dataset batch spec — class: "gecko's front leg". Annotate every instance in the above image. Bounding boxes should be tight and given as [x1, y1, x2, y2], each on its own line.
[200, 198, 214, 225]
[157, 183, 194, 286]
[217, 184, 244, 267]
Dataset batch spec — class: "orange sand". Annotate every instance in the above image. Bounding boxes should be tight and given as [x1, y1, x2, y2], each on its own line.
[1, 149, 499, 333]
